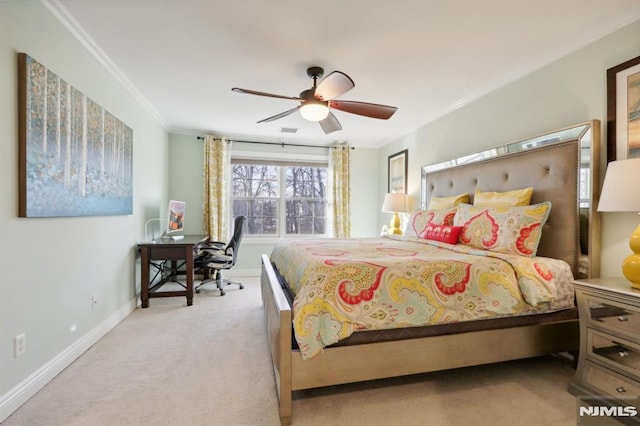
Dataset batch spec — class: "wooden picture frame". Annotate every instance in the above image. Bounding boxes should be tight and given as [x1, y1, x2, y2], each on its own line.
[388, 149, 408, 193]
[606, 54, 640, 162]
[18, 53, 133, 217]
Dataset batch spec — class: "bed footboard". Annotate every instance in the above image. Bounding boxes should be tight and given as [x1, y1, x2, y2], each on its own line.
[260, 254, 292, 426]
[260, 255, 579, 425]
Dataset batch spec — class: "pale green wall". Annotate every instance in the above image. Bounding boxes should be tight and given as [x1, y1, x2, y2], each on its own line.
[350, 147, 380, 236]
[167, 134, 380, 274]
[378, 18, 640, 278]
[0, 0, 168, 414]
[167, 133, 205, 235]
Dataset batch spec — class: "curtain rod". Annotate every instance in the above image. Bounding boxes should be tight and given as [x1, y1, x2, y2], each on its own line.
[195, 136, 354, 150]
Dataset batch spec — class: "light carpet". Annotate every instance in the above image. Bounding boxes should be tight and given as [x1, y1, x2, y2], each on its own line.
[4, 276, 579, 426]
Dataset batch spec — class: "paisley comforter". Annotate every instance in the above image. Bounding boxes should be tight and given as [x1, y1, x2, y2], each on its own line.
[270, 236, 575, 360]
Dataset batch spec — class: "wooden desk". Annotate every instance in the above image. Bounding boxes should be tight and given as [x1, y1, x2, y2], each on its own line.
[138, 235, 208, 308]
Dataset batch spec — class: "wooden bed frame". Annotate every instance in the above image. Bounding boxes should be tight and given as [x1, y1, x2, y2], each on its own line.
[261, 121, 601, 425]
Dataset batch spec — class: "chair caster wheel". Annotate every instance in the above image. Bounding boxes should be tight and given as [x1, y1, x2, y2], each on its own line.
[220, 291, 226, 296]
[195, 289, 200, 294]
[239, 285, 245, 289]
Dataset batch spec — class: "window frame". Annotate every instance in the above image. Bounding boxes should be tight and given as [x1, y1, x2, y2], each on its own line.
[230, 151, 330, 240]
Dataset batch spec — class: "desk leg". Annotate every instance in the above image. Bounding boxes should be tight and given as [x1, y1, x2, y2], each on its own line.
[186, 247, 194, 306]
[140, 248, 150, 308]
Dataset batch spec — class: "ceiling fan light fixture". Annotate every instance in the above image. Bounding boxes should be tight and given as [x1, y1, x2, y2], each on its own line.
[232, 66, 397, 134]
[300, 103, 329, 122]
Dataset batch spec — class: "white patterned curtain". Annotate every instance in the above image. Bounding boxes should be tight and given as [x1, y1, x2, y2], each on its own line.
[202, 135, 230, 241]
[331, 144, 351, 238]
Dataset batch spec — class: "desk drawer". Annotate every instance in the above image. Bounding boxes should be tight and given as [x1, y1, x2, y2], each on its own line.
[148, 246, 187, 260]
[583, 294, 640, 338]
[583, 361, 640, 408]
[588, 329, 640, 380]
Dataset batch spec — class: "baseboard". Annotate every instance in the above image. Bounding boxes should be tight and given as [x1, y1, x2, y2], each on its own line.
[222, 268, 260, 278]
[0, 298, 137, 422]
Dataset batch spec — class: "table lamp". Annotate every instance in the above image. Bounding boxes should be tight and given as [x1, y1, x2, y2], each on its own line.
[382, 193, 408, 235]
[598, 158, 640, 288]
[144, 218, 163, 241]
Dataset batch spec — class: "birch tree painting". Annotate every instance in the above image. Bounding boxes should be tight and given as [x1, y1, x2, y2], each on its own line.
[18, 53, 133, 217]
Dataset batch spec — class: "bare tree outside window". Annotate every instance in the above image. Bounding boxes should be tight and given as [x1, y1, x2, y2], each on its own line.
[285, 167, 326, 234]
[232, 164, 278, 235]
[232, 163, 327, 237]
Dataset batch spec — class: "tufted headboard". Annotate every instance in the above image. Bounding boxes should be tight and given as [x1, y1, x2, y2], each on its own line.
[421, 121, 601, 278]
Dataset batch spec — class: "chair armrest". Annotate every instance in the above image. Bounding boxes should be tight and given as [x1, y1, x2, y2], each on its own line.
[201, 248, 224, 255]
[207, 254, 233, 264]
[195, 240, 224, 249]
[207, 241, 225, 247]
[205, 246, 234, 264]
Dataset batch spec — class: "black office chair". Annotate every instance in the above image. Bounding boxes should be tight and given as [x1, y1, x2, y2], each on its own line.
[194, 215, 246, 296]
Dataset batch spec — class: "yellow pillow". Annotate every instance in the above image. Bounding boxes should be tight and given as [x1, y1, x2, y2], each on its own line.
[428, 193, 469, 210]
[474, 187, 533, 207]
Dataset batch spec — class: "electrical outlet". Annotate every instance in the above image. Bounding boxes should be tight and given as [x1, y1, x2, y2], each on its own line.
[91, 295, 98, 310]
[14, 334, 25, 358]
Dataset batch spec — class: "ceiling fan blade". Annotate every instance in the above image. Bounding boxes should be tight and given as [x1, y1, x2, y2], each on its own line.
[314, 71, 355, 101]
[232, 87, 302, 101]
[329, 100, 397, 120]
[257, 106, 300, 123]
[319, 112, 342, 134]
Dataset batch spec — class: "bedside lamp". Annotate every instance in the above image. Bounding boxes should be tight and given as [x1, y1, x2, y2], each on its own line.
[382, 193, 408, 235]
[598, 158, 640, 288]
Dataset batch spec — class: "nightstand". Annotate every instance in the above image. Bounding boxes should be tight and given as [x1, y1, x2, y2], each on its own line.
[570, 278, 640, 424]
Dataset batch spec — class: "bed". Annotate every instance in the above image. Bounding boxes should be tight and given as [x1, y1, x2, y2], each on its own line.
[261, 120, 601, 425]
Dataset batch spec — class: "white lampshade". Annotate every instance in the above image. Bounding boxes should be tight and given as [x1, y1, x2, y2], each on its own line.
[299, 103, 329, 122]
[382, 193, 408, 213]
[598, 158, 640, 212]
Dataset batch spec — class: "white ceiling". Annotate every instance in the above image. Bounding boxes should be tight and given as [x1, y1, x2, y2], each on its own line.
[50, 0, 640, 148]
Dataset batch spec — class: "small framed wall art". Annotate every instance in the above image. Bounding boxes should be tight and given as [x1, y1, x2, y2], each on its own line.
[607, 54, 640, 162]
[388, 149, 408, 194]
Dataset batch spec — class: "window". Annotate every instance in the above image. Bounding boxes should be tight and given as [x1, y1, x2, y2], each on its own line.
[579, 164, 590, 208]
[232, 162, 328, 237]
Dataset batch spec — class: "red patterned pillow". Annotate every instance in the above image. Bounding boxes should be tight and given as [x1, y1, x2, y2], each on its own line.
[419, 224, 462, 244]
[453, 202, 551, 257]
[404, 207, 458, 237]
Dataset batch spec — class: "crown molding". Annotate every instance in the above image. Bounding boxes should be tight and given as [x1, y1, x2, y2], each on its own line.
[40, 0, 170, 129]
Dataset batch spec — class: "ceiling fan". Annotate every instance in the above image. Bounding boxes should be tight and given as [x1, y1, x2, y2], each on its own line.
[232, 66, 398, 134]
